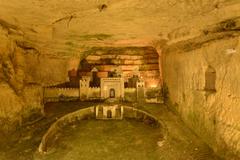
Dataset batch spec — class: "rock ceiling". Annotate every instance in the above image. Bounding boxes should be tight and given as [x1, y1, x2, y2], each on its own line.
[0, 0, 240, 57]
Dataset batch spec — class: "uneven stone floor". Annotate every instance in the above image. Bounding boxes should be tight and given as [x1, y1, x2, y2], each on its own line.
[0, 102, 222, 160]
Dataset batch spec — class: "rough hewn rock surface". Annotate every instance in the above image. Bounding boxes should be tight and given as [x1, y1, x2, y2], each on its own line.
[81, 46, 160, 87]
[162, 33, 240, 159]
[0, 26, 43, 135]
[0, 0, 240, 55]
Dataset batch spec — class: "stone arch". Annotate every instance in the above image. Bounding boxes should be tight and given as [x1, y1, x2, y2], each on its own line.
[205, 66, 216, 91]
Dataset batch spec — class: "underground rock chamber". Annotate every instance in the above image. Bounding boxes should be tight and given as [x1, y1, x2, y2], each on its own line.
[1, 1, 240, 160]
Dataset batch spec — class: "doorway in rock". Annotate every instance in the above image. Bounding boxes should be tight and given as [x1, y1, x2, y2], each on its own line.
[110, 88, 115, 98]
[107, 110, 112, 118]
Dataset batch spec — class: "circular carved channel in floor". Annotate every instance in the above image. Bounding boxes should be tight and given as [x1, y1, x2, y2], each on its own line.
[35, 119, 163, 160]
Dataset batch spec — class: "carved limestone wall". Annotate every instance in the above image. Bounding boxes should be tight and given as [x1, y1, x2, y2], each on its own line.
[0, 26, 44, 134]
[44, 87, 79, 103]
[44, 86, 102, 102]
[96, 105, 123, 120]
[88, 87, 101, 99]
[22, 84, 44, 116]
[162, 35, 240, 159]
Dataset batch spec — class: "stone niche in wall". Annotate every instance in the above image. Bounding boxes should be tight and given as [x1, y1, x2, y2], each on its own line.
[204, 66, 216, 92]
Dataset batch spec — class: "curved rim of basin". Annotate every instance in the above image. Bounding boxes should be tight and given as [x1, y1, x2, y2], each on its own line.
[38, 105, 167, 154]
